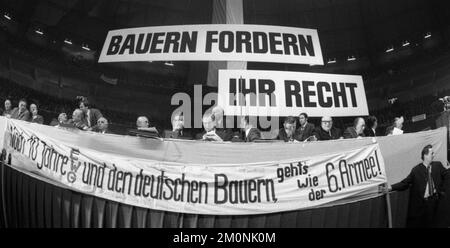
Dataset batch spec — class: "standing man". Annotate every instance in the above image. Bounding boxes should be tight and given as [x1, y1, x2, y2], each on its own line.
[297, 113, 315, 141]
[343, 117, 365, 139]
[30, 103, 44, 124]
[391, 145, 448, 227]
[79, 98, 103, 129]
[11, 98, 31, 121]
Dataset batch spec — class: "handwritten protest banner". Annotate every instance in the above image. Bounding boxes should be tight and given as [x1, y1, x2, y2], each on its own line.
[3, 119, 386, 215]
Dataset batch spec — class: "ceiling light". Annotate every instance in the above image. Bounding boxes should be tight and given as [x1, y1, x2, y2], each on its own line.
[424, 32, 431, 39]
[64, 38, 72, 45]
[3, 13, 11, 20]
[327, 58, 336, 64]
[347, 55, 356, 61]
[164, 61, 174, 66]
[386, 46, 394, 53]
[35, 29, 43, 35]
[402, 41, 410, 47]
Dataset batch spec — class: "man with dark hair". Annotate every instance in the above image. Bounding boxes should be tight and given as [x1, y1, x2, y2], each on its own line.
[364, 116, 378, 137]
[240, 116, 261, 142]
[313, 116, 342, 141]
[391, 145, 448, 227]
[2, 99, 12, 117]
[297, 113, 315, 141]
[30, 103, 44, 124]
[11, 98, 31, 121]
[79, 98, 103, 129]
[278, 116, 298, 142]
[343, 117, 365, 139]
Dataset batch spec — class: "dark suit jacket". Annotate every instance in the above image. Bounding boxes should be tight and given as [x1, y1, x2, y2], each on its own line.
[10, 108, 31, 121]
[244, 128, 261, 142]
[392, 161, 447, 218]
[277, 128, 298, 142]
[215, 128, 233, 141]
[297, 122, 315, 141]
[31, 115, 44, 124]
[164, 129, 193, 140]
[86, 108, 103, 128]
[313, 127, 342, 141]
[343, 127, 365, 139]
[363, 127, 377, 137]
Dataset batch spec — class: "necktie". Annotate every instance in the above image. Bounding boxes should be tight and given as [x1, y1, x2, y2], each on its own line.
[427, 165, 435, 197]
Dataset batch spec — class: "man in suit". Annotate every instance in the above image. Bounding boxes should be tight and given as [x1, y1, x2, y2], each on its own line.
[240, 115, 261, 142]
[129, 116, 160, 138]
[313, 116, 342, 141]
[212, 106, 233, 141]
[68, 109, 90, 131]
[79, 98, 103, 129]
[11, 98, 31, 121]
[391, 145, 448, 227]
[2, 99, 13, 118]
[343, 117, 365, 139]
[363, 116, 378, 137]
[30, 103, 44, 124]
[277, 116, 298, 142]
[95, 117, 111, 134]
[297, 113, 315, 141]
[165, 112, 192, 139]
[200, 112, 224, 141]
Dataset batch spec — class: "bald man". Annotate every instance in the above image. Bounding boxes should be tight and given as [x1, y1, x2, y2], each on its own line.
[69, 109, 89, 131]
[96, 117, 110, 134]
[128, 116, 160, 138]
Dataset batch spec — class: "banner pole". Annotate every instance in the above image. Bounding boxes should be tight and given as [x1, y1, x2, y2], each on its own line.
[1, 161, 8, 228]
[385, 185, 393, 228]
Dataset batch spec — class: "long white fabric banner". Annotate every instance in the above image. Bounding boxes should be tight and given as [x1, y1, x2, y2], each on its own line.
[218, 69, 368, 117]
[98, 24, 323, 65]
[2, 119, 386, 215]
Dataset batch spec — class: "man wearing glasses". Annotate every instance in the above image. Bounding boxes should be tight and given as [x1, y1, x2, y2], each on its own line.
[312, 116, 342, 141]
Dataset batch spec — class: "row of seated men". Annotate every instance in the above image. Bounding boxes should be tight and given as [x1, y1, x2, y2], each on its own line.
[3, 97, 398, 142]
[163, 106, 388, 142]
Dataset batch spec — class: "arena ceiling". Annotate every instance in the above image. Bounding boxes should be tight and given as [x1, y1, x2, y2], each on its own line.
[1, 0, 449, 78]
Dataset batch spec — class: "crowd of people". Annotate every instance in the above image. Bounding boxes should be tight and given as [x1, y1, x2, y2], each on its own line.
[0, 90, 409, 143]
